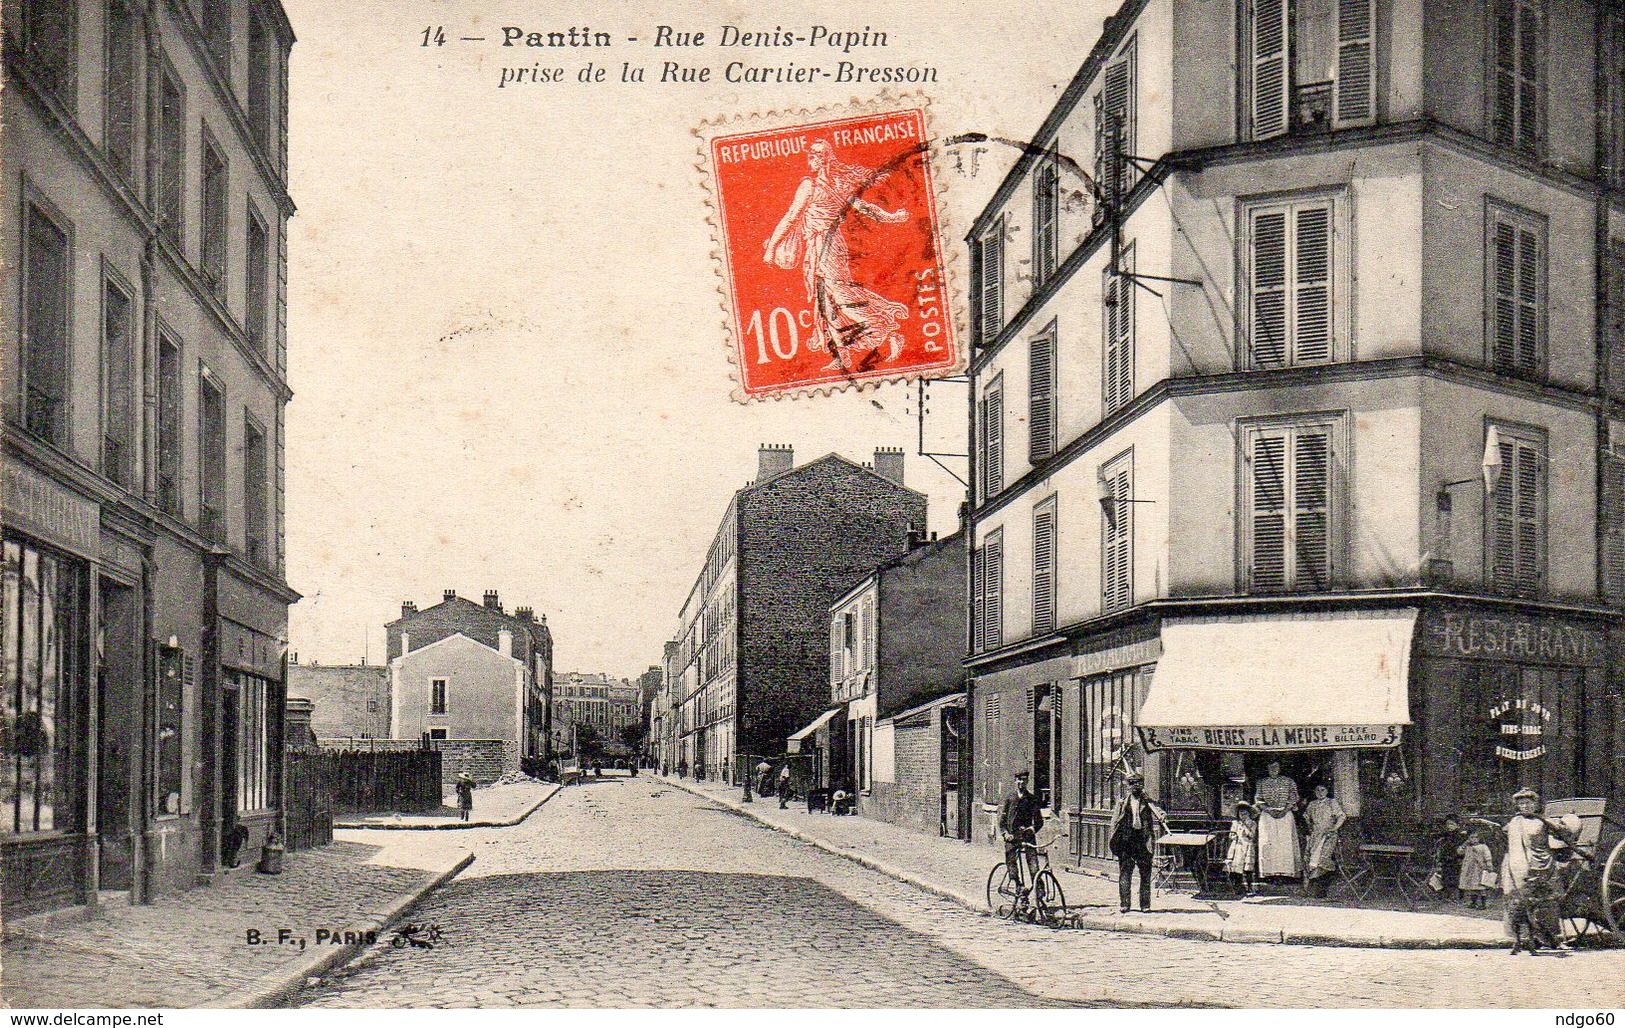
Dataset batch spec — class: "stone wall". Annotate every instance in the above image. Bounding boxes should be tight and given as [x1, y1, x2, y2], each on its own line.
[859, 714, 944, 836]
[431, 738, 515, 787]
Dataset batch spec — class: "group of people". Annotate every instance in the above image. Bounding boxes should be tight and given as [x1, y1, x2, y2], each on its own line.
[1221, 761, 1349, 897]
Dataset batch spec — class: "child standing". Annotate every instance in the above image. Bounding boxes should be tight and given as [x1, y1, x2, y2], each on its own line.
[1458, 830, 1494, 909]
[1433, 816, 1468, 901]
[1226, 802, 1260, 896]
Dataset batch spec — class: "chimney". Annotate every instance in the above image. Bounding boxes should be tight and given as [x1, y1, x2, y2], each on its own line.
[757, 443, 794, 482]
[873, 446, 905, 486]
[906, 524, 927, 550]
[499, 629, 513, 657]
[443, 589, 457, 603]
[400, 632, 410, 656]
[515, 606, 534, 622]
[401, 600, 417, 618]
[483, 589, 501, 611]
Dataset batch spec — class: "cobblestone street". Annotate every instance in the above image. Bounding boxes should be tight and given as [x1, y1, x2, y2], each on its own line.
[299, 778, 1625, 1008]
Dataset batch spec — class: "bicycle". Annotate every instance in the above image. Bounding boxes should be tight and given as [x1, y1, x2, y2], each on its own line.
[986, 841, 1067, 925]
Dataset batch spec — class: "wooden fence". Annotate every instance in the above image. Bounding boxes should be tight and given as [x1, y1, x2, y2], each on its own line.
[283, 747, 444, 849]
[284, 748, 333, 851]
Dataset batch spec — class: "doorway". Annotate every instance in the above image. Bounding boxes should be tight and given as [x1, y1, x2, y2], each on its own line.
[96, 579, 138, 890]
[220, 680, 239, 863]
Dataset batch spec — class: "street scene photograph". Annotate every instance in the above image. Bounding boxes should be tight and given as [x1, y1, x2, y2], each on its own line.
[3, 0, 1625, 1015]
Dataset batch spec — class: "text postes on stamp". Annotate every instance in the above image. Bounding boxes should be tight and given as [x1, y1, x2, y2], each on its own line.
[705, 106, 957, 399]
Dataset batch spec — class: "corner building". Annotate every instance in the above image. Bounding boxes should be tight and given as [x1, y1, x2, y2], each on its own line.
[965, 0, 1625, 862]
[2, 0, 298, 911]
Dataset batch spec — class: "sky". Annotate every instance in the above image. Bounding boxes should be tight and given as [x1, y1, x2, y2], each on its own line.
[281, 0, 1112, 678]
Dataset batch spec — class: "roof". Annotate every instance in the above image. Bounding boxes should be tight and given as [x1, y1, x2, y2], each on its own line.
[744, 452, 926, 499]
[388, 632, 524, 668]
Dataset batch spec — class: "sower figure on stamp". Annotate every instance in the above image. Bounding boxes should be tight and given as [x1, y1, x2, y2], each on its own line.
[999, 770, 1044, 898]
[1108, 771, 1167, 913]
[763, 139, 910, 370]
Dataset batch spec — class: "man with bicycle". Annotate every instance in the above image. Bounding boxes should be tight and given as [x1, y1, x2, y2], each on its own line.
[1000, 770, 1044, 897]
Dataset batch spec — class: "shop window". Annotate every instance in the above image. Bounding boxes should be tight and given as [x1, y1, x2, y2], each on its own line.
[1244, 195, 1337, 369]
[22, 201, 70, 447]
[101, 277, 136, 488]
[234, 672, 272, 813]
[152, 645, 190, 816]
[156, 336, 183, 516]
[1103, 244, 1135, 413]
[1455, 664, 1581, 814]
[1028, 324, 1057, 464]
[1490, 0, 1544, 155]
[155, 63, 184, 247]
[1080, 668, 1144, 813]
[104, 0, 138, 181]
[1092, 38, 1135, 221]
[978, 374, 1004, 500]
[1241, 418, 1339, 592]
[1242, 0, 1374, 139]
[1031, 148, 1060, 284]
[197, 367, 226, 544]
[19, 0, 74, 103]
[2, 538, 86, 835]
[974, 219, 1004, 346]
[1032, 497, 1058, 635]
[1487, 425, 1545, 597]
[1101, 452, 1133, 612]
[1485, 201, 1546, 377]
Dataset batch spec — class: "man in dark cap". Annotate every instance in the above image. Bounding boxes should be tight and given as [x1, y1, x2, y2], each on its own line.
[1502, 786, 1578, 954]
[1108, 770, 1167, 913]
[999, 770, 1045, 893]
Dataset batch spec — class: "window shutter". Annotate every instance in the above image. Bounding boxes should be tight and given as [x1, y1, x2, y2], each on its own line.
[1033, 154, 1059, 283]
[984, 537, 1004, 652]
[1490, 435, 1544, 596]
[1514, 440, 1542, 593]
[1489, 211, 1544, 375]
[1252, 0, 1292, 139]
[1092, 91, 1108, 225]
[1032, 501, 1057, 634]
[1251, 209, 1289, 367]
[1293, 206, 1332, 363]
[1603, 453, 1625, 601]
[1251, 434, 1288, 589]
[1492, 222, 1519, 370]
[1029, 331, 1056, 463]
[1104, 254, 1134, 413]
[1102, 463, 1133, 611]
[1333, 0, 1375, 127]
[979, 228, 1004, 343]
[986, 383, 1004, 496]
[1610, 244, 1625, 397]
[1102, 56, 1133, 199]
[1516, 226, 1542, 373]
[971, 543, 986, 651]
[1293, 431, 1331, 588]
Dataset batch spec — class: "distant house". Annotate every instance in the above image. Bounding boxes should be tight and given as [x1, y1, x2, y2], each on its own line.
[391, 633, 526, 776]
[287, 661, 390, 740]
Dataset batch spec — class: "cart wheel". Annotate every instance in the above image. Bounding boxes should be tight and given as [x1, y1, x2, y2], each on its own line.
[987, 864, 1016, 919]
[1563, 915, 1594, 942]
[1034, 869, 1066, 926]
[1603, 835, 1625, 935]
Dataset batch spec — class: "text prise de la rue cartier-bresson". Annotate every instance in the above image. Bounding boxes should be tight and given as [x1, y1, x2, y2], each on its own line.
[493, 24, 937, 88]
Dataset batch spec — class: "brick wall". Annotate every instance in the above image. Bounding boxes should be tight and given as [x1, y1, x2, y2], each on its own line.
[289, 663, 390, 738]
[736, 456, 928, 756]
[431, 739, 512, 787]
[860, 717, 943, 835]
[877, 534, 966, 719]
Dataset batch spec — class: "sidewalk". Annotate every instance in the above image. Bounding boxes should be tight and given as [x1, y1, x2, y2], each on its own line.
[2, 839, 472, 1008]
[334, 780, 560, 830]
[664, 775, 1517, 950]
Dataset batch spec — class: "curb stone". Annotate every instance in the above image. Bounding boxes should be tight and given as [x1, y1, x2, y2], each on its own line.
[221, 849, 475, 1008]
[659, 777, 1510, 951]
[333, 785, 561, 831]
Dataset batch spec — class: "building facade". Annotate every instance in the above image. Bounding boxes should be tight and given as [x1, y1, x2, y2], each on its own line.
[386, 590, 553, 762]
[672, 445, 929, 782]
[2, 0, 298, 913]
[286, 659, 389, 739]
[825, 531, 967, 835]
[550, 671, 640, 754]
[965, 0, 1625, 862]
[390, 633, 526, 776]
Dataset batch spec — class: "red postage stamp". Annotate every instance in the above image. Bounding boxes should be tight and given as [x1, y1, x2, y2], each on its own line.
[704, 106, 957, 399]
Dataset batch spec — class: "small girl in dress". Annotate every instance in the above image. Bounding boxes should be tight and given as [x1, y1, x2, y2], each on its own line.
[1458, 829, 1495, 909]
[1226, 802, 1260, 896]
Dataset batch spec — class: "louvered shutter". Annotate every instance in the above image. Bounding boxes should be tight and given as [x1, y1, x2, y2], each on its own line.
[1251, 209, 1289, 367]
[986, 384, 1004, 496]
[1603, 453, 1625, 602]
[1092, 91, 1108, 225]
[1251, 434, 1289, 590]
[1252, 0, 1292, 139]
[1516, 2, 1540, 154]
[1102, 57, 1133, 200]
[1490, 435, 1544, 596]
[1103, 464, 1133, 611]
[984, 537, 1004, 652]
[1492, 222, 1519, 370]
[1494, 1, 1518, 145]
[1294, 206, 1332, 363]
[1516, 227, 1542, 373]
[1032, 501, 1057, 634]
[980, 228, 1004, 344]
[1104, 257, 1134, 413]
[1514, 440, 1542, 593]
[1333, 0, 1375, 127]
[1293, 431, 1331, 588]
[1033, 154, 1059, 283]
[1610, 245, 1625, 399]
[1489, 213, 1544, 375]
[971, 543, 986, 651]
[1029, 331, 1056, 463]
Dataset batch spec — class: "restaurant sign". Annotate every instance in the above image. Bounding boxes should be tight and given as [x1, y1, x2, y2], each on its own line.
[1138, 724, 1402, 752]
[1489, 697, 1550, 762]
[1421, 611, 1605, 668]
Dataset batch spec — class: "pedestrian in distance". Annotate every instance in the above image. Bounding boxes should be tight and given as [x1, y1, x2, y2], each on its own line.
[455, 772, 475, 822]
[778, 763, 793, 809]
[1108, 771, 1167, 913]
[756, 758, 773, 796]
[999, 770, 1044, 897]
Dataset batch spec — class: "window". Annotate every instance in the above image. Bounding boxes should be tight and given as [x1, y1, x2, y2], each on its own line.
[1603, 448, 1625, 603]
[1243, 0, 1374, 139]
[975, 219, 1004, 345]
[153, 645, 191, 816]
[1486, 201, 1546, 377]
[200, 140, 227, 294]
[156, 65, 184, 246]
[1032, 497, 1057, 635]
[431, 678, 448, 715]
[1092, 40, 1136, 219]
[1081, 669, 1145, 812]
[198, 367, 226, 543]
[105, 0, 139, 180]
[1491, 0, 1543, 154]
[19, 0, 74, 102]
[234, 672, 271, 812]
[1609, 243, 1625, 401]
[1243, 419, 1337, 592]
[157, 336, 183, 515]
[245, 206, 269, 352]
[1, 538, 86, 835]
[1029, 325, 1057, 463]
[243, 417, 268, 567]
[1487, 424, 1545, 597]
[1032, 148, 1060, 283]
[247, 11, 276, 156]
[22, 202, 70, 446]
[429, 727, 447, 741]
[201, 0, 230, 74]
[101, 277, 136, 487]
[972, 530, 1004, 652]
[1245, 196, 1335, 368]
[1104, 245, 1135, 412]
[1101, 452, 1134, 611]
[978, 374, 1004, 500]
